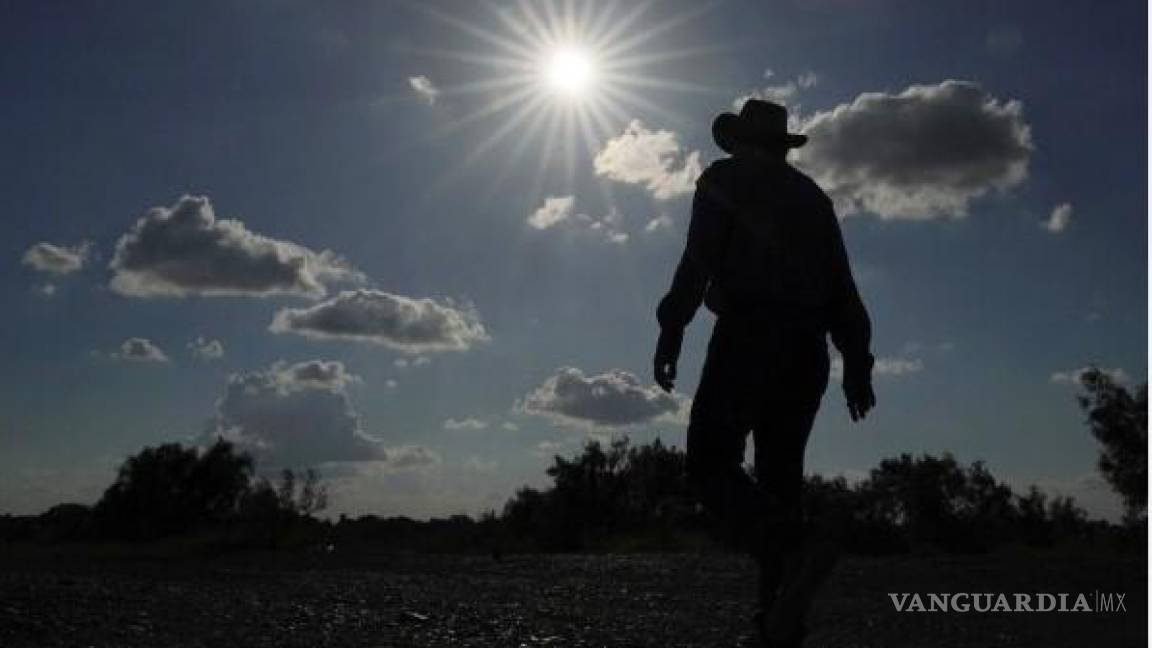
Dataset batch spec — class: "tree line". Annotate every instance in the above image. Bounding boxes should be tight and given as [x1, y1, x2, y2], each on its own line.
[0, 368, 1143, 555]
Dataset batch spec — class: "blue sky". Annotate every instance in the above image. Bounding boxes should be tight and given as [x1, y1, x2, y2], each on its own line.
[1, 0, 1145, 520]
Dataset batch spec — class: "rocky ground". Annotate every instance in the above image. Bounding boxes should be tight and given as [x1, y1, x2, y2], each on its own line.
[0, 546, 1143, 647]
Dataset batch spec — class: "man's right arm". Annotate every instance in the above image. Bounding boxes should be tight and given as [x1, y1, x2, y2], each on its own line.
[653, 168, 730, 392]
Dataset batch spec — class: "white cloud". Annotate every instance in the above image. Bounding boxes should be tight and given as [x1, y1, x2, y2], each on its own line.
[520, 367, 687, 429]
[534, 440, 566, 456]
[111, 337, 170, 363]
[443, 417, 489, 431]
[1043, 202, 1073, 233]
[22, 241, 91, 275]
[34, 284, 57, 298]
[528, 195, 576, 229]
[1050, 366, 1129, 386]
[644, 214, 674, 233]
[382, 445, 442, 469]
[794, 80, 1033, 220]
[187, 336, 224, 361]
[393, 356, 431, 369]
[733, 71, 820, 111]
[269, 289, 490, 354]
[409, 75, 440, 104]
[385, 379, 398, 389]
[830, 356, 923, 380]
[463, 456, 498, 473]
[109, 195, 362, 299]
[201, 360, 384, 467]
[593, 120, 702, 200]
[501, 421, 520, 431]
[527, 196, 629, 243]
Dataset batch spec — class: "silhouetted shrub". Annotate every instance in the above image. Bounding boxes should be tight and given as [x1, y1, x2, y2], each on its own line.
[1077, 368, 1147, 525]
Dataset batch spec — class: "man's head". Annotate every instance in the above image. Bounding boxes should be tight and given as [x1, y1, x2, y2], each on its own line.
[713, 100, 806, 157]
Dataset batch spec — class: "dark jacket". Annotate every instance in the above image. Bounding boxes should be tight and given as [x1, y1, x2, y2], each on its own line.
[657, 155, 872, 366]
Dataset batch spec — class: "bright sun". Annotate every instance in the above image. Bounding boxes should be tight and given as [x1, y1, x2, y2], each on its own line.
[544, 47, 595, 96]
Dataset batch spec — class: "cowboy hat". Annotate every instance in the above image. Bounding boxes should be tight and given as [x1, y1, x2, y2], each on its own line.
[712, 99, 807, 153]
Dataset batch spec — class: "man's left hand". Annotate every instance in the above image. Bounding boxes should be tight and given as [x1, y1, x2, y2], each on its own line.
[654, 329, 683, 393]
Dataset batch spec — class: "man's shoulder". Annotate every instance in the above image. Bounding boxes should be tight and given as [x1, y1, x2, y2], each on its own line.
[785, 163, 833, 205]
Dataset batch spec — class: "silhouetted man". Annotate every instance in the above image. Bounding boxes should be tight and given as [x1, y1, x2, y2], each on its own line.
[653, 100, 875, 648]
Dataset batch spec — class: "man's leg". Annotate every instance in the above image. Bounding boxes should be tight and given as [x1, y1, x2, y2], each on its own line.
[685, 329, 760, 553]
[753, 356, 830, 645]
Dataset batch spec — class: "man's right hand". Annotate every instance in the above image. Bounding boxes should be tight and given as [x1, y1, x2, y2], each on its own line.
[654, 329, 683, 393]
[843, 354, 876, 422]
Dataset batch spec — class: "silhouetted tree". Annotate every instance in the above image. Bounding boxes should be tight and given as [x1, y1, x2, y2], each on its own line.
[1077, 368, 1147, 524]
[94, 439, 253, 539]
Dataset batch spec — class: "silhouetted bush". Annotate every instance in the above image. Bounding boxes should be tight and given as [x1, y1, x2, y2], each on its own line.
[89, 439, 331, 544]
[500, 438, 1101, 555]
[1076, 368, 1147, 525]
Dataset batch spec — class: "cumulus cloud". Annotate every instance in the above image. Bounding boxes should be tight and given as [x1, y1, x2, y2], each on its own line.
[110, 337, 170, 363]
[1050, 366, 1129, 386]
[1044, 202, 1073, 233]
[187, 336, 224, 361]
[528, 195, 576, 229]
[520, 367, 687, 428]
[443, 417, 488, 431]
[22, 241, 91, 275]
[409, 75, 440, 104]
[593, 120, 702, 200]
[793, 80, 1033, 220]
[108, 195, 362, 299]
[202, 360, 384, 467]
[269, 289, 489, 354]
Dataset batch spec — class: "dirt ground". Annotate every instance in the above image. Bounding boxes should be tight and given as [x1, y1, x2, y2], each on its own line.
[0, 546, 1143, 647]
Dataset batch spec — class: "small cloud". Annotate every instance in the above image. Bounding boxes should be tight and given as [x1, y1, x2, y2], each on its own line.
[733, 71, 820, 111]
[527, 196, 629, 244]
[187, 336, 224, 361]
[112, 337, 170, 363]
[528, 195, 575, 230]
[22, 241, 91, 275]
[443, 417, 488, 431]
[1043, 202, 1073, 233]
[393, 356, 431, 369]
[520, 367, 687, 429]
[1050, 366, 1129, 386]
[270, 289, 490, 354]
[501, 421, 520, 431]
[409, 75, 440, 104]
[34, 284, 57, 298]
[463, 456, 498, 473]
[644, 214, 674, 233]
[830, 355, 923, 380]
[593, 120, 702, 200]
[385, 379, 398, 389]
[533, 440, 566, 457]
[384, 444, 441, 469]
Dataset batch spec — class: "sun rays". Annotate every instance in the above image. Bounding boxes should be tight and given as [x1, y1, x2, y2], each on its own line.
[399, 0, 724, 208]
